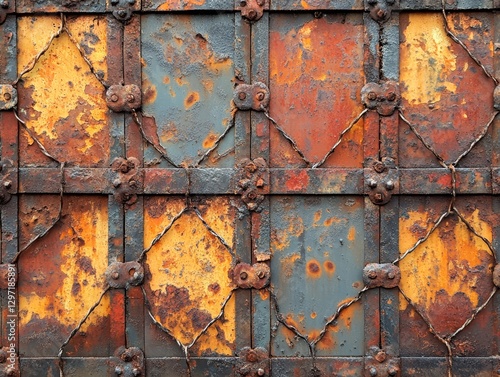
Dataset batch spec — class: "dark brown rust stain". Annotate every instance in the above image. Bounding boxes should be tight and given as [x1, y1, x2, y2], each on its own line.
[208, 283, 220, 294]
[306, 259, 322, 279]
[76, 256, 95, 275]
[187, 308, 213, 331]
[324, 260, 335, 275]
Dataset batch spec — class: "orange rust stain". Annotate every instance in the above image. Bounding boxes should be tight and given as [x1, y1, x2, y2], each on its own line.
[184, 91, 200, 109]
[324, 260, 336, 276]
[313, 210, 322, 225]
[163, 76, 170, 84]
[310, 312, 317, 319]
[259, 289, 270, 301]
[202, 132, 218, 149]
[306, 259, 322, 279]
[314, 330, 336, 351]
[143, 78, 158, 105]
[347, 227, 356, 241]
[285, 170, 309, 191]
[157, 0, 205, 10]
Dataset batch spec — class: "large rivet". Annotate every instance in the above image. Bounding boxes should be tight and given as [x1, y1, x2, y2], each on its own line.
[3, 181, 11, 189]
[240, 271, 248, 280]
[112, 271, 120, 280]
[368, 270, 377, 279]
[388, 367, 398, 376]
[115, 366, 123, 375]
[386, 180, 395, 190]
[387, 92, 396, 101]
[3, 92, 11, 101]
[256, 92, 265, 101]
[370, 367, 378, 376]
[387, 272, 395, 280]
[257, 270, 265, 279]
[368, 179, 377, 188]
[368, 92, 377, 101]
[257, 368, 265, 376]
[110, 94, 119, 102]
[239, 92, 247, 100]
[247, 9, 257, 20]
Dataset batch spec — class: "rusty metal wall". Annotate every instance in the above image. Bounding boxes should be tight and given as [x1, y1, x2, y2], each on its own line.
[0, 0, 500, 376]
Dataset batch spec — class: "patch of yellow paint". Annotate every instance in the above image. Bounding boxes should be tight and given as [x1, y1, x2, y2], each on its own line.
[401, 14, 457, 105]
[20, 198, 109, 329]
[399, 208, 493, 313]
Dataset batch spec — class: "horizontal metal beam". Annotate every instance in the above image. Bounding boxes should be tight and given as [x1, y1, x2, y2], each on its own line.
[13, 167, 497, 195]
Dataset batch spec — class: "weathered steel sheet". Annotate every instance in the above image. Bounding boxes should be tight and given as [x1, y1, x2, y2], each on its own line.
[270, 196, 364, 357]
[18, 196, 112, 357]
[399, 12, 495, 168]
[271, 357, 364, 376]
[399, 196, 497, 357]
[269, 14, 365, 168]
[143, 196, 238, 356]
[141, 14, 236, 168]
[271, 0, 363, 10]
[16, 0, 105, 13]
[142, 0, 232, 11]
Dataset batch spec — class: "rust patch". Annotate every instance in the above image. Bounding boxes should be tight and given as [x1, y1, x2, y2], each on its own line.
[202, 132, 218, 149]
[285, 170, 310, 192]
[306, 259, 322, 279]
[184, 91, 199, 109]
[324, 260, 336, 276]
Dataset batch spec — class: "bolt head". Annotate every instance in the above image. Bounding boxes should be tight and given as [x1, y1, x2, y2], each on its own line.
[387, 92, 397, 101]
[3, 180, 11, 189]
[387, 271, 395, 279]
[112, 271, 120, 280]
[110, 94, 119, 102]
[1, 1, 8, 9]
[257, 368, 265, 376]
[368, 179, 377, 188]
[368, 91, 377, 101]
[247, 9, 257, 20]
[113, 179, 122, 188]
[256, 92, 265, 101]
[388, 367, 398, 376]
[386, 180, 395, 190]
[127, 94, 135, 103]
[374, 193, 384, 203]
[3, 92, 11, 101]
[114, 366, 123, 375]
[257, 270, 265, 279]
[368, 270, 377, 279]
[369, 367, 378, 376]
[240, 271, 248, 280]
[132, 368, 141, 376]
[239, 92, 247, 100]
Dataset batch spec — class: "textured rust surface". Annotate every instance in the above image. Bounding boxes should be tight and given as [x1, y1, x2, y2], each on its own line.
[363, 263, 400, 289]
[105, 261, 144, 289]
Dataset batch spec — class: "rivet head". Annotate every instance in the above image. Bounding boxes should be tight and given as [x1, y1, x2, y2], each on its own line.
[110, 94, 119, 102]
[374, 193, 384, 203]
[1, 1, 8, 9]
[112, 271, 120, 280]
[3, 181, 11, 189]
[127, 94, 135, 103]
[387, 92, 396, 101]
[257, 368, 265, 376]
[257, 270, 265, 279]
[387, 271, 395, 280]
[3, 92, 11, 101]
[247, 9, 257, 20]
[132, 368, 141, 376]
[368, 91, 377, 101]
[113, 179, 122, 188]
[368, 179, 377, 188]
[240, 271, 248, 280]
[369, 367, 378, 377]
[239, 92, 247, 100]
[256, 92, 265, 101]
[117, 9, 127, 18]
[368, 270, 377, 279]
[386, 180, 395, 190]
[114, 366, 123, 375]
[256, 0, 265, 5]
[388, 367, 398, 376]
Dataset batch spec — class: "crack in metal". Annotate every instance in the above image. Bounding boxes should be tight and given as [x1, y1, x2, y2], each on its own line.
[57, 285, 110, 377]
[441, 0, 498, 86]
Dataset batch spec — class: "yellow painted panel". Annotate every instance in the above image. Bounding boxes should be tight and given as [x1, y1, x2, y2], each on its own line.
[17, 16, 109, 166]
[20, 196, 109, 330]
[144, 197, 236, 353]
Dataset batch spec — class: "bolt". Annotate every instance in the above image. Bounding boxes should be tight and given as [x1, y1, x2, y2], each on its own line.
[112, 271, 120, 280]
[256, 91, 265, 101]
[1, 1, 8, 9]
[239, 179, 251, 189]
[257, 368, 265, 376]
[240, 271, 248, 280]
[247, 163, 257, 173]
[368, 179, 377, 188]
[369, 367, 378, 376]
[368, 270, 377, 279]
[129, 180, 137, 187]
[257, 270, 265, 279]
[388, 367, 398, 376]
[368, 92, 377, 101]
[118, 9, 127, 18]
[247, 9, 257, 20]
[376, 8, 387, 19]
[113, 179, 122, 188]
[240, 0, 247, 6]
[115, 366, 123, 375]
[386, 180, 394, 190]
[373, 161, 385, 173]
[132, 368, 141, 376]
[4, 92, 11, 101]
[387, 92, 396, 101]
[375, 351, 387, 363]
[246, 351, 258, 362]
[239, 92, 247, 100]
[247, 192, 257, 200]
[387, 271, 395, 280]
[256, 178, 265, 187]
[120, 163, 130, 173]
[374, 193, 384, 203]
[110, 94, 119, 102]
[127, 94, 135, 103]
[3, 181, 11, 189]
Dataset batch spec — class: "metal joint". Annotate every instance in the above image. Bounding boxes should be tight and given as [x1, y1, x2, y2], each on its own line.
[110, 0, 137, 22]
[361, 81, 400, 116]
[363, 263, 400, 289]
[237, 347, 269, 376]
[0, 160, 15, 205]
[365, 0, 394, 23]
[365, 158, 398, 205]
[236, 158, 268, 212]
[238, 0, 266, 22]
[106, 84, 141, 112]
[0, 264, 16, 290]
[0, 347, 19, 377]
[365, 347, 400, 377]
[232, 263, 270, 290]
[111, 157, 143, 206]
[0, 85, 17, 110]
[0, 0, 9, 25]
[234, 82, 270, 111]
[105, 261, 144, 289]
[111, 347, 144, 376]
